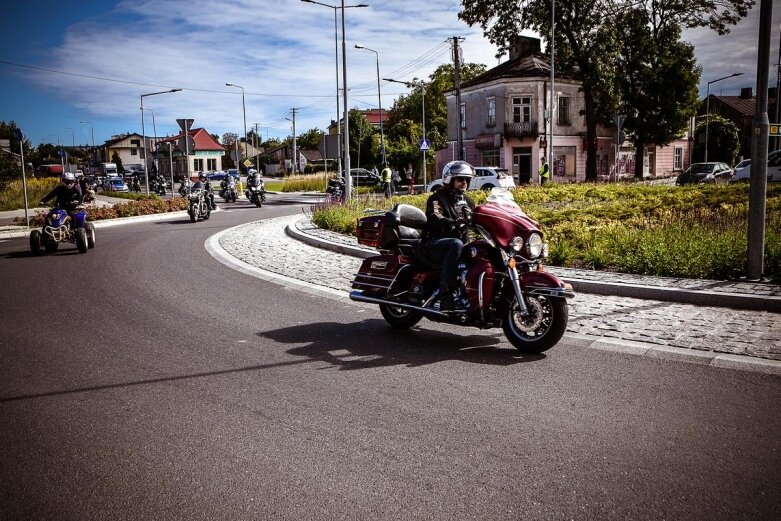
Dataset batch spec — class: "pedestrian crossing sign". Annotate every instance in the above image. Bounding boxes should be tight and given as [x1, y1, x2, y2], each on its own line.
[419, 139, 430, 151]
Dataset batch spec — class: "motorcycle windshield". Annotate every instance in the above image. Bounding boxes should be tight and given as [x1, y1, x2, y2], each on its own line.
[472, 202, 541, 249]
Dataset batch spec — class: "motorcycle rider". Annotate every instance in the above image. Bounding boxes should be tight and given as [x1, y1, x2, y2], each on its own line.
[245, 170, 263, 200]
[39, 172, 84, 217]
[421, 161, 476, 311]
[192, 172, 217, 210]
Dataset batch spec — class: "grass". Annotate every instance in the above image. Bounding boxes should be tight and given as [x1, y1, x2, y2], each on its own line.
[311, 182, 781, 282]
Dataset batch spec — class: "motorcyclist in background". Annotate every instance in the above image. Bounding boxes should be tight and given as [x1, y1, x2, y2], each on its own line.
[39, 172, 84, 216]
[245, 170, 262, 199]
[421, 161, 476, 311]
[192, 172, 216, 210]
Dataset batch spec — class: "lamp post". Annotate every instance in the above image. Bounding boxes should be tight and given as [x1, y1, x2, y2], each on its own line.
[140, 107, 158, 179]
[355, 44, 386, 167]
[385, 77, 427, 186]
[705, 72, 743, 162]
[226, 82, 248, 171]
[62, 126, 74, 172]
[301, 0, 369, 192]
[80, 120, 96, 166]
[141, 88, 181, 195]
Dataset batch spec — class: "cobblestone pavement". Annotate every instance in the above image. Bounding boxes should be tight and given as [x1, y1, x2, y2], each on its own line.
[217, 214, 781, 363]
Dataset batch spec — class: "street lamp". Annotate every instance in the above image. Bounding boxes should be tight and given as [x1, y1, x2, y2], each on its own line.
[80, 120, 96, 165]
[705, 72, 743, 162]
[301, 0, 369, 199]
[355, 44, 386, 167]
[225, 82, 248, 170]
[385, 77, 427, 186]
[141, 88, 181, 195]
[62, 126, 74, 172]
[140, 107, 158, 179]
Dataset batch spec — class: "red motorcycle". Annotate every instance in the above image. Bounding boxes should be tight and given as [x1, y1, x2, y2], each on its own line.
[350, 191, 574, 353]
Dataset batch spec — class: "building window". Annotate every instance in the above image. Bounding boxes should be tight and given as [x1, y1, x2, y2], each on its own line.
[194, 159, 203, 171]
[552, 146, 577, 177]
[460, 103, 466, 129]
[512, 96, 532, 124]
[130, 149, 137, 156]
[674, 146, 683, 170]
[130, 139, 140, 147]
[482, 149, 499, 166]
[208, 158, 217, 170]
[487, 97, 496, 126]
[558, 97, 571, 125]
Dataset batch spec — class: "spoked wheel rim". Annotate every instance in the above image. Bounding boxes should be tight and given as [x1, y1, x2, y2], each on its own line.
[507, 297, 553, 339]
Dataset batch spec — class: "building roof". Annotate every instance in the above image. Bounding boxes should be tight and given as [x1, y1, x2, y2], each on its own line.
[712, 95, 756, 116]
[299, 149, 323, 162]
[159, 128, 225, 151]
[105, 133, 144, 147]
[461, 52, 580, 90]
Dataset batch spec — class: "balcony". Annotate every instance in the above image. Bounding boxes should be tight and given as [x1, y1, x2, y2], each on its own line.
[504, 121, 539, 138]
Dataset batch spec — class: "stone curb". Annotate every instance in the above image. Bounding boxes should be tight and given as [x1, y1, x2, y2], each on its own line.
[284, 216, 781, 312]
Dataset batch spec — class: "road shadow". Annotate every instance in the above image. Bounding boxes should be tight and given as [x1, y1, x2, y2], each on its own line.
[259, 319, 545, 370]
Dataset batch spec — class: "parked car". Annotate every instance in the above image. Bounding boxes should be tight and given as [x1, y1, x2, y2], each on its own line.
[207, 171, 228, 181]
[103, 177, 129, 192]
[730, 150, 781, 183]
[675, 162, 733, 185]
[348, 168, 380, 186]
[426, 166, 516, 192]
[226, 169, 240, 180]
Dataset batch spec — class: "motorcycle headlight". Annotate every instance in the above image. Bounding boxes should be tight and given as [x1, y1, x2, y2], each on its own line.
[509, 236, 524, 252]
[525, 233, 544, 258]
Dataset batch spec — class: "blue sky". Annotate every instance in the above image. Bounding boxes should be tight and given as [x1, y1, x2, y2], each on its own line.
[1, 1, 778, 148]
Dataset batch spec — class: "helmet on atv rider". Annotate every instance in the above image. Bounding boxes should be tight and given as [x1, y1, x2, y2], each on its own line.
[61, 172, 77, 186]
[198, 172, 207, 181]
[441, 161, 474, 188]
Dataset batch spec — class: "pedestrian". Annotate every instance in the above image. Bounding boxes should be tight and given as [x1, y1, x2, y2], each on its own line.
[392, 167, 401, 193]
[539, 157, 551, 185]
[406, 163, 415, 194]
[381, 164, 393, 198]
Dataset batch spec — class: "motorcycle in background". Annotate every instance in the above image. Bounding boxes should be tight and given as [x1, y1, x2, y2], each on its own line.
[350, 189, 573, 354]
[30, 204, 96, 255]
[326, 178, 345, 202]
[220, 178, 238, 203]
[246, 179, 266, 208]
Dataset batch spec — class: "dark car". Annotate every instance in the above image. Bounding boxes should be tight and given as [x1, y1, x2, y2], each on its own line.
[675, 162, 733, 185]
[348, 168, 380, 186]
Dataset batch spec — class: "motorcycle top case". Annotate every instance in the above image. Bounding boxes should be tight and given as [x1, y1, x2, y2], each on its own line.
[356, 214, 397, 249]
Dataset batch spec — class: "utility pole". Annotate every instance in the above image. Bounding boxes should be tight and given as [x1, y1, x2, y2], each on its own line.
[288, 108, 299, 173]
[451, 36, 464, 161]
[253, 122, 261, 172]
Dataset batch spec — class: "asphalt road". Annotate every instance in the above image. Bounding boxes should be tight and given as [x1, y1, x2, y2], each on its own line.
[1, 194, 779, 520]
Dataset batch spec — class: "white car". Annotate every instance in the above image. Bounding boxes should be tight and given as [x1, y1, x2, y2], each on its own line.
[426, 166, 516, 192]
[730, 151, 781, 183]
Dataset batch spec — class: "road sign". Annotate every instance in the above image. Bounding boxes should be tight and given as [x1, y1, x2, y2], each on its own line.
[176, 118, 194, 132]
[613, 130, 626, 145]
[243, 159, 252, 167]
[178, 135, 195, 154]
[58, 149, 66, 157]
[614, 115, 626, 128]
[14, 128, 24, 141]
[231, 150, 241, 162]
[419, 139, 430, 151]
[770, 124, 781, 136]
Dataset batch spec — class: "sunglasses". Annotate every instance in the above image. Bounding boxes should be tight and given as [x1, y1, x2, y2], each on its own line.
[453, 177, 469, 182]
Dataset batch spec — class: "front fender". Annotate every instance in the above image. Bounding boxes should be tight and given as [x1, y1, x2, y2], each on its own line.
[519, 270, 574, 299]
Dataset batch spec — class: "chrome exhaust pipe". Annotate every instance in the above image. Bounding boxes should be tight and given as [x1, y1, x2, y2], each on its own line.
[349, 291, 450, 319]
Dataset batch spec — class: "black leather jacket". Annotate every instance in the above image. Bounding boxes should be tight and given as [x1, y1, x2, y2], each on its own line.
[424, 188, 475, 242]
[41, 184, 83, 210]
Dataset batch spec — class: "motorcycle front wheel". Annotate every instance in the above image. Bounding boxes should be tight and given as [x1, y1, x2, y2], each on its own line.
[189, 204, 197, 223]
[380, 304, 423, 329]
[503, 296, 568, 354]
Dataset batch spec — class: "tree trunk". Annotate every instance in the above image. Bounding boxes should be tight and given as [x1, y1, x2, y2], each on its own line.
[584, 94, 599, 181]
[634, 141, 645, 178]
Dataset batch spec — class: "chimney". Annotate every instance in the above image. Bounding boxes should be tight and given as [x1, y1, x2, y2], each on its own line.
[740, 87, 753, 99]
[509, 36, 541, 61]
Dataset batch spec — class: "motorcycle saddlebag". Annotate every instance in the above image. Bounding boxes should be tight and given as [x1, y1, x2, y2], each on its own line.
[356, 214, 397, 249]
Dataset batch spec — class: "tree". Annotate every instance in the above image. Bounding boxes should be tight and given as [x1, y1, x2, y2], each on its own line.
[615, 7, 701, 178]
[459, 0, 753, 181]
[693, 114, 741, 165]
[297, 127, 325, 150]
[111, 152, 124, 173]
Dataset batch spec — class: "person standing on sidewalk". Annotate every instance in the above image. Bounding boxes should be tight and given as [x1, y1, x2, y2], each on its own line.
[381, 164, 393, 198]
[539, 158, 551, 185]
[406, 163, 415, 194]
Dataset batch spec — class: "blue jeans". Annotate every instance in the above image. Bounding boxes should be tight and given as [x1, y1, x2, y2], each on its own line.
[423, 237, 464, 288]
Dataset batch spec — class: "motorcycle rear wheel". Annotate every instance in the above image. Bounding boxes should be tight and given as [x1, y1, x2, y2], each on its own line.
[503, 296, 568, 354]
[380, 304, 423, 329]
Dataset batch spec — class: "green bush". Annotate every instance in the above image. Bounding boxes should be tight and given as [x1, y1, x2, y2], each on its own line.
[312, 183, 781, 281]
[0, 177, 59, 210]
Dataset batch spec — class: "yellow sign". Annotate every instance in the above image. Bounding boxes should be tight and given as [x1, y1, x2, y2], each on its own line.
[243, 159, 253, 167]
[770, 124, 781, 137]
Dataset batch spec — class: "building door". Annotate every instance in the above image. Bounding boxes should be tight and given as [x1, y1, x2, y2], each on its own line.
[512, 147, 532, 184]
